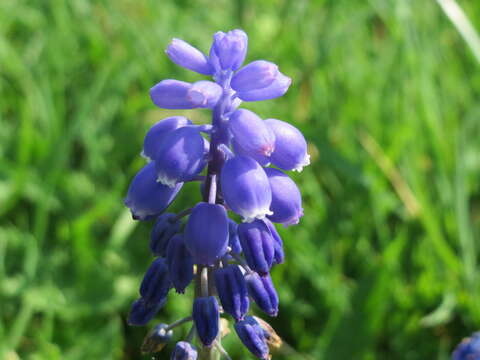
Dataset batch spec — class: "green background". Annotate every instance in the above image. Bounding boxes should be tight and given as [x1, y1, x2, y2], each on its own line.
[1, 0, 480, 359]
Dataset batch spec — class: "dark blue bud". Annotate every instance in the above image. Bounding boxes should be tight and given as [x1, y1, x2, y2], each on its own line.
[234, 316, 269, 359]
[187, 81, 223, 108]
[231, 60, 278, 92]
[263, 219, 284, 264]
[171, 341, 198, 360]
[237, 72, 291, 102]
[166, 234, 194, 293]
[141, 323, 173, 353]
[142, 116, 192, 160]
[245, 272, 279, 317]
[166, 38, 213, 75]
[264, 118, 310, 171]
[128, 297, 166, 326]
[154, 127, 206, 187]
[140, 258, 171, 306]
[211, 29, 248, 71]
[185, 202, 229, 265]
[124, 162, 183, 220]
[229, 109, 275, 160]
[214, 265, 249, 321]
[150, 213, 180, 257]
[453, 332, 480, 360]
[221, 156, 272, 222]
[193, 296, 220, 347]
[228, 219, 242, 254]
[265, 167, 303, 227]
[237, 220, 274, 275]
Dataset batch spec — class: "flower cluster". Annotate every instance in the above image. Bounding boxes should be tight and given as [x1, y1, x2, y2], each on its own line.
[124, 29, 309, 359]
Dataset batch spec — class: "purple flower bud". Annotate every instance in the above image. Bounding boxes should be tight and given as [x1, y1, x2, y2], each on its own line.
[192, 296, 219, 347]
[237, 220, 274, 275]
[264, 118, 310, 171]
[237, 72, 291, 102]
[150, 80, 195, 109]
[187, 81, 223, 108]
[453, 332, 480, 360]
[263, 219, 284, 264]
[128, 297, 166, 326]
[229, 109, 275, 159]
[231, 61, 278, 92]
[166, 38, 213, 75]
[150, 213, 180, 256]
[124, 162, 183, 220]
[234, 316, 269, 359]
[264, 168, 303, 226]
[214, 265, 249, 321]
[184, 202, 229, 265]
[221, 156, 272, 222]
[142, 116, 192, 160]
[171, 341, 198, 360]
[228, 219, 242, 254]
[166, 234, 194, 293]
[154, 127, 206, 187]
[245, 272, 279, 317]
[212, 29, 248, 71]
[141, 323, 173, 353]
[140, 258, 171, 306]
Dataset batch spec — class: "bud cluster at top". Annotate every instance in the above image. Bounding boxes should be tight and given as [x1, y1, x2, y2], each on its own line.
[124, 29, 310, 359]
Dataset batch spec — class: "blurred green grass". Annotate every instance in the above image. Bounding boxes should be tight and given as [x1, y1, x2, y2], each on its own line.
[1, 0, 480, 359]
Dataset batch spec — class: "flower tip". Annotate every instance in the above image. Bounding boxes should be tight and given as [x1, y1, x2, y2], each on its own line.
[293, 154, 311, 172]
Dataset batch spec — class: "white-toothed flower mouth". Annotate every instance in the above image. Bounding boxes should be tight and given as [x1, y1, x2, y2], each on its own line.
[293, 154, 311, 172]
[140, 150, 152, 162]
[242, 209, 273, 223]
[156, 174, 179, 188]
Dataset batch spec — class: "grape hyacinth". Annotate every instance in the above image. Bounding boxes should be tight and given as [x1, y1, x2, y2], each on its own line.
[124, 29, 310, 359]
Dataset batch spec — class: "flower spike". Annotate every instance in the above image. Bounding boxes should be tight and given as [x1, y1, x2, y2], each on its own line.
[124, 29, 306, 359]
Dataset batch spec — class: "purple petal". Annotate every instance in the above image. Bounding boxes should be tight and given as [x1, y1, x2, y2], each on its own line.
[184, 202, 229, 265]
[143, 116, 192, 160]
[234, 316, 269, 359]
[166, 234, 194, 293]
[166, 38, 213, 75]
[237, 72, 291, 102]
[192, 296, 219, 347]
[214, 265, 249, 321]
[231, 60, 278, 92]
[187, 81, 223, 108]
[220, 156, 272, 222]
[211, 29, 248, 71]
[245, 272, 279, 317]
[154, 127, 206, 187]
[265, 118, 310, 171]
[229, 109, 275, 159]
[237, 220, 274, 275]
[265, 167, 303, 226]
[124, 162, 182, 221]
